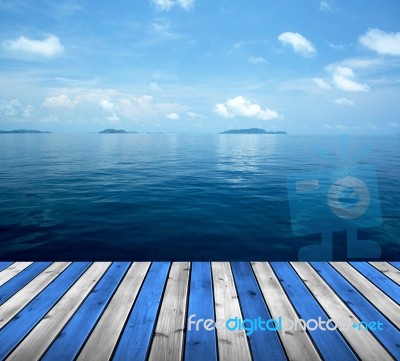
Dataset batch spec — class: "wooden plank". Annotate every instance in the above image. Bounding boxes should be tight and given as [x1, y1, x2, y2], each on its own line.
[350, 262, 400, 303]
[0, 263, 13, 273]
[0, 262, 32, 287]
[211, 262, 252, 361]
[252, 262, 321, 361]
[184, 262, 217, 361]
[112, 262, 170, 361]
[291, 262, 392, 361]
[7, 262, 111, 361]
[231, 262, 286, 361]
[271, 262, 357, 361]
[77, 262, 151, 361]
[331, 262, 400, 328]
[0, 262, 71, 328]
[389, 262, 400, 270]
[148, 262, 190, 361]
[42, 262, 131, 361]
[0, 262, 91, 360]
[311, 262, 400, 360]
[369, 262, 400, 285]
[0, 262, 52, 306]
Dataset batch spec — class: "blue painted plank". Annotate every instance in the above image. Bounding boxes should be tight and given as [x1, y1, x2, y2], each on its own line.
[42, 262, 130, 361]
[231, 262, 286, 361]
[271, 262, 357, 361]
[0, 262, 52, 306]
[0, 262, 91, 360]
[112, 262, 170, 361]
[184, 262, 217, 361]
[350, 262, 400, 303]
[311, 262, 400, 360]
[389, 262, 400, 270]
[0, 262, 13, 273]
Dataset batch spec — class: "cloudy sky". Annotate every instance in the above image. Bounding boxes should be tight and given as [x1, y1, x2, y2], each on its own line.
[0, 0, 399, 133]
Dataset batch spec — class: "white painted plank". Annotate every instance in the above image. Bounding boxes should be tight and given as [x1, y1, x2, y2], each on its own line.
[292, 262, 392, 361]
[211, 262, 252, 361]
[369, 262, 400, 285]
[148, 262, 190, 361]
[0, 263, 33, 287]
[0, 262, 70, 329]
[7, 262, 111, 361]
[77, 262, 150, 361]
[252, 262, 321, 361]
[331, 262, 400, 328]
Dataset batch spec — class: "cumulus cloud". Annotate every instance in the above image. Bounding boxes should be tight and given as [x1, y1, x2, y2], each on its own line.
[166, 112, 179, 119]
[248, 56, 267, 64]
[278, 32, 316, 57]
[99, 99, 114, 110]
[42, 94, 75, 108]
[334, 97, 354, 106]
[108, 113, 120, 122]
[3, 34, 64, 57]
[331, 66, 369, 92]
[214, 96, 279, 120]
[152, 0, 194, 11]
[313, 77, 331, 90]
[359, 28, 400, 56]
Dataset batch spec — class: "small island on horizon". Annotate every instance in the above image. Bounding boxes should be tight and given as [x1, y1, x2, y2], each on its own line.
[99, 129, 138, 134]
[219, 128, 287, 134]
[0, 129, 51, 134]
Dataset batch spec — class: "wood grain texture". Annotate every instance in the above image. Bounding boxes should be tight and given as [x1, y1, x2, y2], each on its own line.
[77, 262, 150, 361]
[211, 262, 252, 361]
[6, 262, 110, 361]
[148, 262, 190, 361]
[0, 263, 32, 287]
[369, 262, 400, 285]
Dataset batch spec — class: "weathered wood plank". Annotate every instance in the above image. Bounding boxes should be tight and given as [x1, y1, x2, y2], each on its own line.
[112, 262, 170, 361]
[311, 262, 400, 360]
[0, 262, 70, 328]
[331, 262, 400, 328]
[77, 262, 151, 361]
[7, 262, 111, 361]
[369, 262, 400, 285]
[42, 262, 130, 361]
[231, 262, 287, 361]
[211, 262, 252, 361]
[292, 262, 392, 361]
[0, 262, 91, 360]
[271, 262, 357, 361]
[0, 263, 13, 273]
[252, 262, 321, 361]
[184, 262, 217, 361]
[148, 262, 190, 361]
[0, 262, 32, 287]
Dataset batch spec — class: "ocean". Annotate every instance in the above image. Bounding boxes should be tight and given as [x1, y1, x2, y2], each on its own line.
[0, 134, 399, 260]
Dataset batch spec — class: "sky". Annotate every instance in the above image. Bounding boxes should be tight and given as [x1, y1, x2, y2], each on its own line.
[0, 0, 399, 133]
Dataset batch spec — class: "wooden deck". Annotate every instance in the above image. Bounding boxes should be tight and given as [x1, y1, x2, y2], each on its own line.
[0, 262, 399, 360]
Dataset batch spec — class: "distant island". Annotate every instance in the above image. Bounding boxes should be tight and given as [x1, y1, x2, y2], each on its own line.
[219, 128, 287, 134]
[0, 129, 51, 134]
[99, 129, 138, 134]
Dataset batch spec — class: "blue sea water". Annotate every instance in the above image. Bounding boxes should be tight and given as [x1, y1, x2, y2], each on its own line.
[0, 134, 399, 260]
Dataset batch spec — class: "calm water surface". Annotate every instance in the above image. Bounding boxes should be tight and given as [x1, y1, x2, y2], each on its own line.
[0, 134, 399, 260]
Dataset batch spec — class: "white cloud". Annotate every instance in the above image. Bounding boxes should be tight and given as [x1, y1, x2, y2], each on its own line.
[388, 122, 399, 128]
[166, 112, 179, 119]
[150, 19, 180, 40]
[42, 94, 75, 108]
[187, 111, 206, 118]
[150, 82, 160, 90]
[214, 96, 280, 120]
[325, 124, 350, 130]
[331, 66, 369, 92]
[99, 99, 114, 110]
[248, 56, 267, 64]
[367, 122, 378, 129]
[313, 77, 331, 90]
[3, 34, 64, 57]
[359, 28, 400, 56]
[278, 32, 316, 57]
[334, 97, 354, 106]
[319, 1, 333, 12]
[108, 113, 120, 122]
[152, 0, 194, 11]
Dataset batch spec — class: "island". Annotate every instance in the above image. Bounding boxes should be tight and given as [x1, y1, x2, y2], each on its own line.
[0, 129, 51, 134]
[99, 129, 138, 134]
[219, 128, 287, 134]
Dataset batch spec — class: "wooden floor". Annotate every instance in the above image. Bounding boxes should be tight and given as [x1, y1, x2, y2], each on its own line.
[0, 262, 399, 361]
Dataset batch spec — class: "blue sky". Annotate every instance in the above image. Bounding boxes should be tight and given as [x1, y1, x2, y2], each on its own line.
[0, 0, 399, 133]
